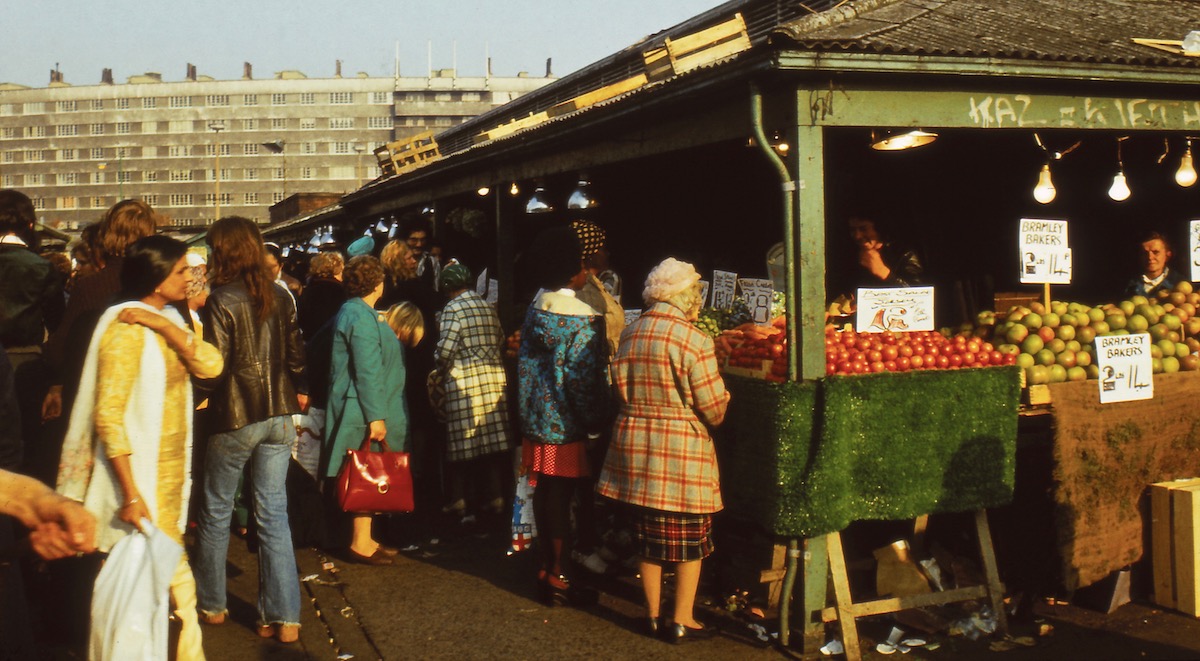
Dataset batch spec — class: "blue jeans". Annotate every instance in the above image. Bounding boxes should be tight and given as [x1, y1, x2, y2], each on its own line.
[194, 416, 301, 625]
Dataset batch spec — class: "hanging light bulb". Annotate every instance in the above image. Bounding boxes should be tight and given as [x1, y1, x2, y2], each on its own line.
[567, 176, 598, 210]
[525, 184, 554, 214]
[363, 226, 373, 237]
[308, 228, 322, 247]
[320, 225, 336, 245]
[1033, 164, 1056, 204]
[771, 130, 789, 155]
[477, 186, 491, 196]
[388, 220, 398, 239]
[1108, 136, 1131, 201]
[1108, 171, 1131, 201]
[281, 244, 291, 258]
[509, 182, 520, 196]
[374, 217, 389, 233]
[306, 243, 319, 255]
[1177, 140, 1197, 187]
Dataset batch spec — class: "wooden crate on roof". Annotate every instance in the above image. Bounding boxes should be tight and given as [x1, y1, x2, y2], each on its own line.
[546, 73, 649, 118]
[643, 12, 751, 82]
[473, 111, 550, 144]
[374, 131, 440, 177]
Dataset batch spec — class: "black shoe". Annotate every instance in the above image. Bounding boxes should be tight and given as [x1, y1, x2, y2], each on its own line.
[663, 622, 716, 644]
[537, 573, 570, 606]
[642, 616, 662, 638]
[346, 547, 394, 566]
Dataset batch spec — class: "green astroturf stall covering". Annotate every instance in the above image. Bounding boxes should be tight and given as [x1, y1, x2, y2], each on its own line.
[716, 367, 1021, 538]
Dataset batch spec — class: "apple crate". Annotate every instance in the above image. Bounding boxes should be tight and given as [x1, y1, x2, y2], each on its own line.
[722, 358, 773, 380]
[1150, 478, 1200, 615]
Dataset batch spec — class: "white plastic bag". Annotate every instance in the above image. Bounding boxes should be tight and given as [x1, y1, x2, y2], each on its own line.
[89, 520, 183, 661]
[509, 474, 537, 554]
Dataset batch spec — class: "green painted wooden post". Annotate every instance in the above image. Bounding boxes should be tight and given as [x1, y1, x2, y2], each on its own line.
[792, 121, 826, 381]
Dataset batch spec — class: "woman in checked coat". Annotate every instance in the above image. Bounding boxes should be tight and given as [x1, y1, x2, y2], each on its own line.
[432, 263, 512, 516]
[597, 257, 730, 643]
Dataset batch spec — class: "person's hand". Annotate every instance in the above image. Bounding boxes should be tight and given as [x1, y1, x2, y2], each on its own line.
[117, 496, 152, 529]
[296, 393, 309, 413]
[29, 493, 97, 559]
[858, 241, 892, 281]
[41, 386, 63, 422]
[367, 420, 387, 443]
[118, 307, 168, 332]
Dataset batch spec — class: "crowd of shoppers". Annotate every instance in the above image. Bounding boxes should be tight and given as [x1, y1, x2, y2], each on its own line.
[1, 190, 734, 656]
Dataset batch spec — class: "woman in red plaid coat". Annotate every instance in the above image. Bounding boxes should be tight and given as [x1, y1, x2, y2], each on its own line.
[597, 257, 730, 643]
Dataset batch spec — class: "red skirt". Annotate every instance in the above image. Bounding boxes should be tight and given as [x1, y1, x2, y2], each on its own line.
[521, 437, 589, 480]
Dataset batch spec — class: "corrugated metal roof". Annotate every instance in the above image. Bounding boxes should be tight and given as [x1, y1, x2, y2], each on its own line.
[773, 0, 1200, 68]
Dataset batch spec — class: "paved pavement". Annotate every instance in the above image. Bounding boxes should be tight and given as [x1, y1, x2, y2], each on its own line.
[195, 514, 1200, 661]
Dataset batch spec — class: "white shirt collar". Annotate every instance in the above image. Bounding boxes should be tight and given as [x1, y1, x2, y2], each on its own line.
[0, 235, 28, 247]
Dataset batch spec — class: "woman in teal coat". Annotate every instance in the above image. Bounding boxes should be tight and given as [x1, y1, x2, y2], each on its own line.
[323, 255, 409, 565]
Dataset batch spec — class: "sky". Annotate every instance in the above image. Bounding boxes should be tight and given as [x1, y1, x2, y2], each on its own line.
[1, 0, 724, 87]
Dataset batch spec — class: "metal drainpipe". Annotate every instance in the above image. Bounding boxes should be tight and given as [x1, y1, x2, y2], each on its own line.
[749, 82, 801, 647]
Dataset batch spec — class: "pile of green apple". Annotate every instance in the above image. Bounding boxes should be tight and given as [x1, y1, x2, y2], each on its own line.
[970, 281, 1200, 385]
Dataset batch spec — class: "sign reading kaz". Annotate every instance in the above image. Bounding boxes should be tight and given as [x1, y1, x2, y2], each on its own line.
[1019, 218, 1072, 285]
[855, 287, 934, 333]
[1094, 333, 1153, 403]
[710, 270, 737, 309]
[738, 278, 774, 324]
[1190, 220, 1200, 283]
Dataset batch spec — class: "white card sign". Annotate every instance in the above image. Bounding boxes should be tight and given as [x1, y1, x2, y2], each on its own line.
[855, 286, 935, 333]
[711, 270, 737, 309]
[699, 280, 710, 307]
[1018, 218, 1072, 285]
[1190, 220, 1200, 283]
[738, 278, 774, 324]
[1095, 333, 1153, 403]
[486, 279, 499, 306]
[476, 268, 489, 296]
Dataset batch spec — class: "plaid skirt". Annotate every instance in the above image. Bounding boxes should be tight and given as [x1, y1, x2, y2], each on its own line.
[629, 507, 714, 563]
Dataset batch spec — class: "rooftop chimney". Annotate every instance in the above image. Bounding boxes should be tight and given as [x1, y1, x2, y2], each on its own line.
[546, 58, 553, 77]
[101, 68, 114, 85]
[335, 60, 343, 78]
[243, 62, 253, 80]
[186, 63, 197, 81]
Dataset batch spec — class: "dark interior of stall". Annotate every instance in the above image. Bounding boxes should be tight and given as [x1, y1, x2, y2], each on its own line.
[426, 126, 1199, 332]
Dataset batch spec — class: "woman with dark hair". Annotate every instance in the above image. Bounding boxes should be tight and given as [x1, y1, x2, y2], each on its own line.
[194, 216, 307, 643]
[322, 255, 411, 564]
[57, 234, 223, 661]
[517, 225, 611, 605]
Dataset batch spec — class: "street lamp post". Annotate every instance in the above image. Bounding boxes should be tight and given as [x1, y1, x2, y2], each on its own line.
[353, 142, 367, 188]
[209, 121, 226, 220]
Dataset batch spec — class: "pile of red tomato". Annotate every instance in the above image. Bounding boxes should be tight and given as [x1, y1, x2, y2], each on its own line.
[825, 327, 1018, 376]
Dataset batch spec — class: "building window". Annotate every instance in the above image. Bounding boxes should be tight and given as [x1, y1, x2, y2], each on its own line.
[244, 144, 260, 156]
[404, 93, 423, 102]
[117, 171, 132, 184]
[371, 91, 391, 104]
[91, 100, 104, 111]
[245, 168, 258, 180]
[58, 124, 79, 137]
[274, 168, 285, 180]
[330, 92, 353, 104]
[31, 197, 45, 209]
[169, 96, 192, 108]
[2, 151, 15, 163]
[244, 192, 259, 204]
[329, 165, 355, 179]
[29, 126, 46, 138]
[26, 150, 45, 161]
[60, 149, 76, 160]
[244, 94, 258, 106]
[0, 104, 13, 116]
[168, 120, 192, 133]
[206, 168, 231, 182]
[271, 93, 286, 106]
[169, 145, 189, 157]
[1, 128, 16, 139]
[144, 171, 158, 182]
[90, 147, 104, 159]
[333, 142, 351, 154]
[300, 142, 316, 155]
[271, 118, 287, 130]
[0, 175, 13, 187]
[57, 100, 78, 112]
[368, 116, 391, 129]
[204, 145, 232, 157]
[203, 193, 233, 206]
[89, 196, 105, 208]
[272, 192, 285, 204]
[170, 170, 194, 182]
[206, 95, 230, 107]
[26, 174, 43, 186]
[90, 123, 105, 135]
[117, 147, 131, 159]
[143, 194, 158, 206]
[142, 97, 157, 109]
[329, 117, 354, 130]
[116, 122, 133, 134]
[299, 118, 316, 130]
[461, 92, 481, 102]
[434, 117, 452, 127]
[242, 118, 258, 130]
[90, 172, 104, 184]
[116, 98, 130, 110]
[25, 102, 45, 114]
[301, 167, 315, 179]
[434, 93, 452, 102]
[168, 193, 193, 206]
[299, 93, 315, 105]
[59, 197, 77, 209]
[60, 173, 78, 185]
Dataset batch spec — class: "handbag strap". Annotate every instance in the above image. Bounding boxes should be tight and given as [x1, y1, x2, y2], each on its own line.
[358, 436, 391, 453]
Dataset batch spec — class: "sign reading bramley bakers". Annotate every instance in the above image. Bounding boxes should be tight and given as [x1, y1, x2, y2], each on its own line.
[1095, 333, 1153, 404]
[1019, 218, 1072, 285]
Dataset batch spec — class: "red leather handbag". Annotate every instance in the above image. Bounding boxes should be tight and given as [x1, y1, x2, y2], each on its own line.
[336, 438, 414, 513]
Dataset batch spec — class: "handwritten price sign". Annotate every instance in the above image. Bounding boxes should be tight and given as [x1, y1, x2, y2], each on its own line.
[711, 270, 737, 309]
[1095, 333, 1153, 403]
[855, 287, 935, 333]
[1019, 218, 1072, 285]
[738, 278, 774, 324]
[1190, 220, 1200, 283]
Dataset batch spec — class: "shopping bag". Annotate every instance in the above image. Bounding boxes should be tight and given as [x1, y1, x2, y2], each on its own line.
[336, 438, 414, 513]
[509, 473, 537, 554]
[89, 520, 182, 661]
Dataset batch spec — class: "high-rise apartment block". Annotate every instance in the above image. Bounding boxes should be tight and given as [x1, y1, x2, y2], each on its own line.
[0, 63, 552, 231]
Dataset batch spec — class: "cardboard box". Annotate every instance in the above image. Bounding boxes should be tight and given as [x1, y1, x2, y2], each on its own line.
[1150, 478, 1200, 613]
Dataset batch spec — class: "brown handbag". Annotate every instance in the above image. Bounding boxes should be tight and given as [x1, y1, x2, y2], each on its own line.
[336, 437, 414, 513]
